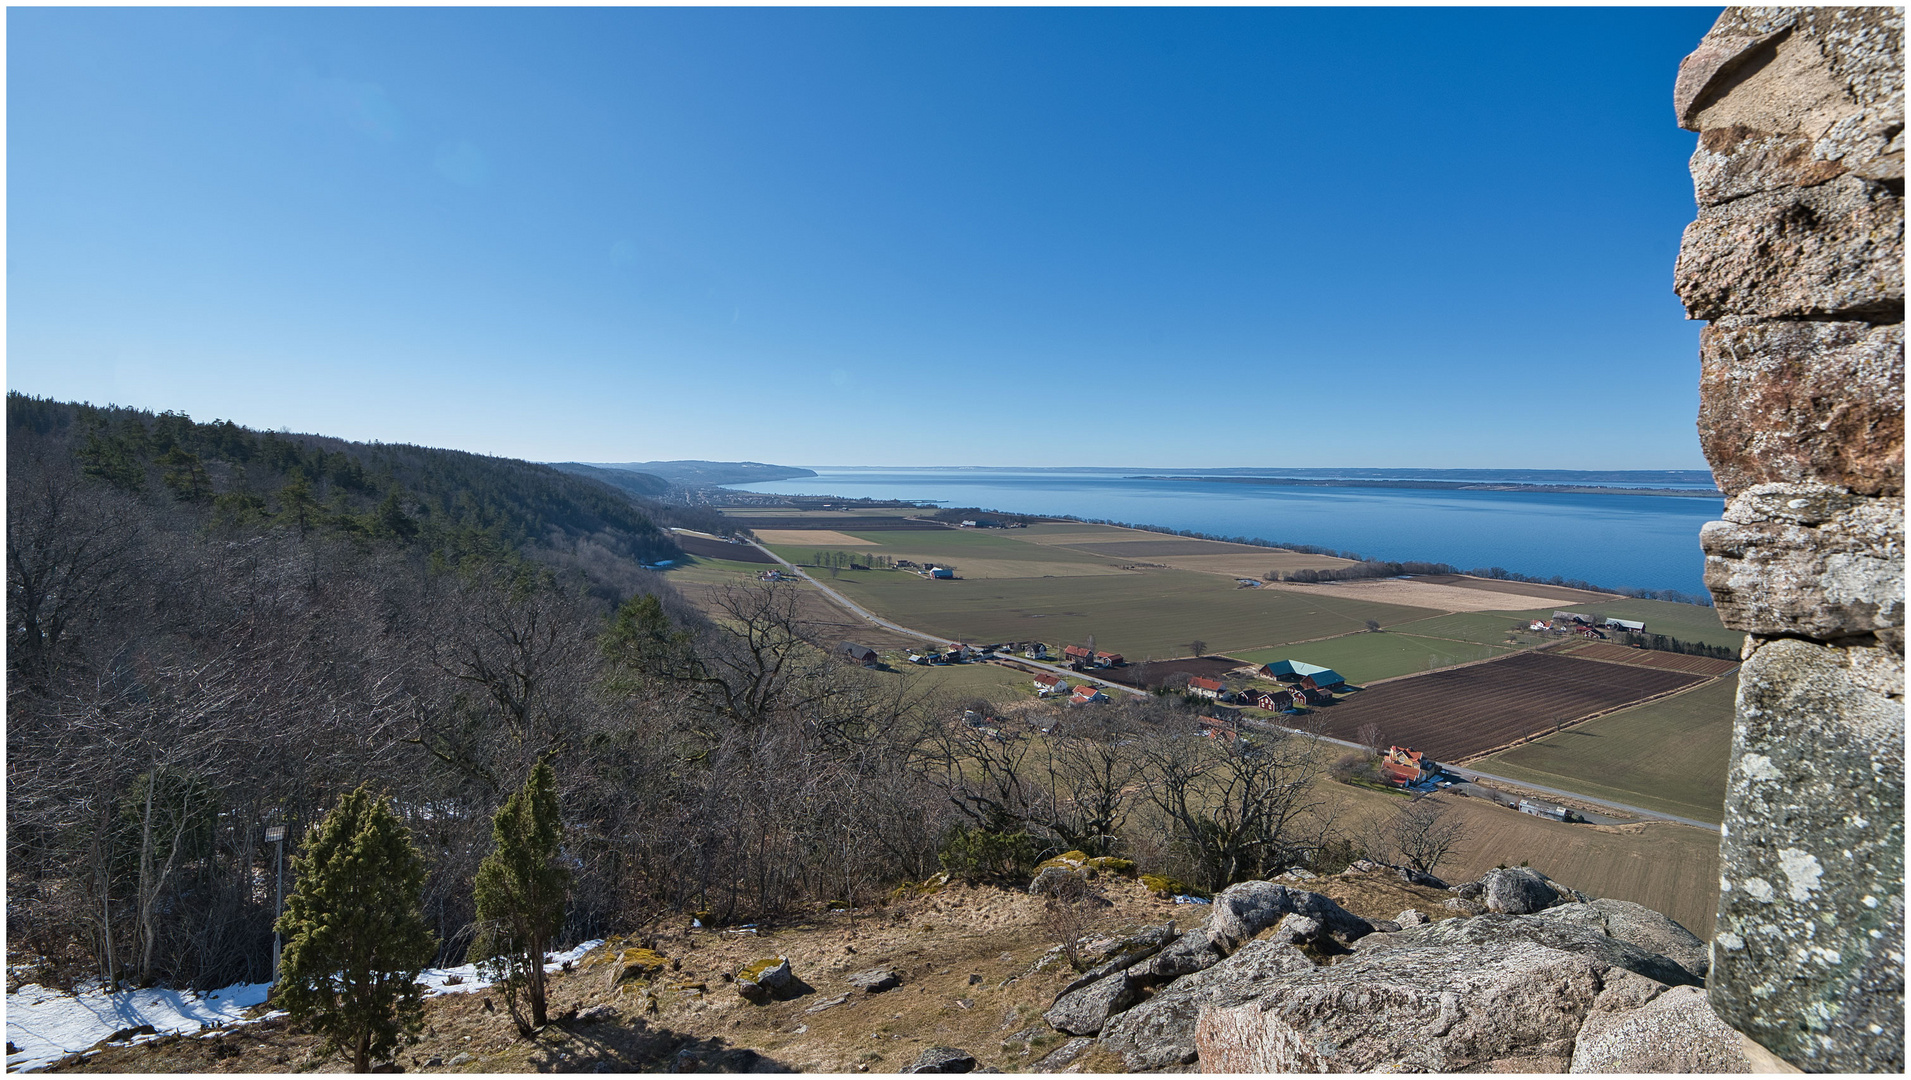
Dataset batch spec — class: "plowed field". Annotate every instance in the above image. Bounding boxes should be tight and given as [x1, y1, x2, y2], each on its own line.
[1562, 641, 1739, 677]
[1309, 651, 1705, 761]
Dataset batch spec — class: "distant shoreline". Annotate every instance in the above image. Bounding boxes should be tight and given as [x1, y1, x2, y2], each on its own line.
[1129, 475, 1723, 499]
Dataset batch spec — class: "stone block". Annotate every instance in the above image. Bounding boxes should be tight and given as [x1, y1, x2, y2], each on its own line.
[1674, 176, 1903, 321]
[1698, 320, 1903, 497]
[1711, 636, 1905, 1072]
[1700, 484, 1904, 640]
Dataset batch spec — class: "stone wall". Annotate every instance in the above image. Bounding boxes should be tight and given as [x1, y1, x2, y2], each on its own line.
[1673, 7, 1904, 1072]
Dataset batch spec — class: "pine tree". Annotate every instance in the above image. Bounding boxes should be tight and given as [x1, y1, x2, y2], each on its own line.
[275, 786, 438, 1073]
[471, 758, 569, 1035]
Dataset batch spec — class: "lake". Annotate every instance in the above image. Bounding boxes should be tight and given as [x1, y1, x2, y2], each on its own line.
[724, 468, 1723, 596]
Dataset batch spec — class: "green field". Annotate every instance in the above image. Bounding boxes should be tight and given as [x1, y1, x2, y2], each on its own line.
[1475, 674, 1738, 824]
[1569, 597, 1744, 651]
[816, 565, 1440, 659]
[666, 554, 779, 585]
[1232, 633, 1514, 685]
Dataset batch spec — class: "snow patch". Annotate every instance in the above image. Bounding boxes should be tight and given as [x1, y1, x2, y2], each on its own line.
[6, 941, 602, 1072]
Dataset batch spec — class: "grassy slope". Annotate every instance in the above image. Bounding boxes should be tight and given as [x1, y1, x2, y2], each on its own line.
[1474, 675, 1738, 824]
[1232, 633, 1514, 685]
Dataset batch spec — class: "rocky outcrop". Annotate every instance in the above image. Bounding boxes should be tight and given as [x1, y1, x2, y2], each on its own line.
[1203, 881, 1374, 951]
[1351, 913, 1703, 990]
[1570, 985, 1755, 1073]
[1674, 7, 1904, 1072]
[1098, 938, 1318, 1070]
[1533, 898, 1712, 981]
[1196, 938, 1626, 1072]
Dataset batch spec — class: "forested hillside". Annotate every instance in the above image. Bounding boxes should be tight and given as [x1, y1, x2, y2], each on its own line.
[6, 395, 942, 994]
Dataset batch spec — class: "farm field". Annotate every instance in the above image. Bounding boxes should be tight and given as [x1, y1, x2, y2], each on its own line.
[1258, 579, 1575, 613]
[1409, 574, 1619, 605]
[1330, 785, 1722, 936]
[1308, 651, 1707, 762]
[1558, 597, 1745, 651]
[814, 564, 1442, 660]
[1561, 641, 1740, 677]
[673, 532, 775, 562]
[1475, 675, 1738, 824]
[1386, 609, 1566, 647]
[1233, 633, 1514, 685]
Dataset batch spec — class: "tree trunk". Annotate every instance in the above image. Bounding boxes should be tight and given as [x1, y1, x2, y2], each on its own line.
[354, 1027, 370, 1073]
[528, 941, 548, 1028]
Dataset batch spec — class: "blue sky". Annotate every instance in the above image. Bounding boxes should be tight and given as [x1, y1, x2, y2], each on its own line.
[8, 6, 1723, 469]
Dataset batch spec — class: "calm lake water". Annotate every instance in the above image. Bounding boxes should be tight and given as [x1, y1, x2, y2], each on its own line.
[725, 468, 1723, 596]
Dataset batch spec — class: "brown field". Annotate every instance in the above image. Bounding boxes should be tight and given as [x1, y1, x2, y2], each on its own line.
[1410, 574, 1619, 604]
[751, 529, 881, 546]
[1134, 551, 1368, 579]
[1097, 655, 1245, 689]
[1562, 641, 1740, 677]
[1259, 579, 1571, 613]
[1308, 652, 1707, 761]
[673, 533, 775, 563]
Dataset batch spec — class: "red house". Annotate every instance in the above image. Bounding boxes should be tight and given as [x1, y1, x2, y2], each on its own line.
[1062, 645, 1094, 664]
[1094, 651, 1124, 668]
[1378, 746, 1437, 786]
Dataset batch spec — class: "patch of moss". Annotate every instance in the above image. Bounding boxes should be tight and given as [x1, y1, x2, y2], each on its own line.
[1085, 856, 1136, 877]
[1139, 873, 1207, 899]
[737, 956, 788, 983]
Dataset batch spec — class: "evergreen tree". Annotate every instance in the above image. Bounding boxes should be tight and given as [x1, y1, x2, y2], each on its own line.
[275, 786, 437, 1073]
[471, 757, 569, 1035]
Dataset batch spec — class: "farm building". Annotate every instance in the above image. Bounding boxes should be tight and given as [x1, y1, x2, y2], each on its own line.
[1518, 799, 1572, 822]
[1603, 618, 1647, 633]
[1258, 660, 1347, 689]
[1378, 746, 1438, 786]
[838, 642, 879, 666]
[1094, 651, 1124, 668]
[1249, 688, 1308, 711]
[1069, 685, 1110, 705]
[1188, 676, 1227, 700]
[1554, 610, 1592, 625]
[929, 566, 955, 579]
[1033, 673, 1069, 696]
[1578, 627, 1608, 640]
[1062, 645, 1094, 664]
[1528, 620, 1551, 632]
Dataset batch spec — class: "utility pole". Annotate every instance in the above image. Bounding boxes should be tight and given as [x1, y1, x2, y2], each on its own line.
[264, 824, 287, 984]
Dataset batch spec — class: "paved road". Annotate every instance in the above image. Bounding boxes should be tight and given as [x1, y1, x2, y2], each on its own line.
[742, 538, 1148, 697]
[1448, 766, 1722, 832]
[739, 534, 1721, 830]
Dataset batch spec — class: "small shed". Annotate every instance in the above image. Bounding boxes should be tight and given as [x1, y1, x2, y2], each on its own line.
[838, 642, 879, 666]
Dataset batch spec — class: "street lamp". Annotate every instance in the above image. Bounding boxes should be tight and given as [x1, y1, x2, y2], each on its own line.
[264, 825, 286, 984]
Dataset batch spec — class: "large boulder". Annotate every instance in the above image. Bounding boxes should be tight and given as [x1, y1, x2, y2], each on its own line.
[1354, 913, 1703, 988]
[1570, 985, 1754, 1073]
[1482, 867, 1570, 914]
[1195, 938, 1615, 1072]
[1134, 930, 1221, 985]
[1096, 939, 1316, 1070]
[1534, 898, 1712, 981]
[1205, 882, 1373, 952]
[733, 957, 793, 1004]
[846, 967, 901, 993]
[1059, 923, 1178, 993]
[901, 1046, 976, 1073]
[1044, 970, 1138, 1036]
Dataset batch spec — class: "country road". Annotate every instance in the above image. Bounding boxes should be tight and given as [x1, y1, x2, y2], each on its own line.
[742, 537, 1149, 697]
[734, 534, 1721, 832]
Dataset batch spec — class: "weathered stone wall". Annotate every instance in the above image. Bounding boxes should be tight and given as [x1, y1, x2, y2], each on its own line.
[1673, 7, 1904, 1072]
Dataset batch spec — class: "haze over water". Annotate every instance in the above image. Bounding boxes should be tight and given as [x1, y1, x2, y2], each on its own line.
[728, 468, 1722, 597]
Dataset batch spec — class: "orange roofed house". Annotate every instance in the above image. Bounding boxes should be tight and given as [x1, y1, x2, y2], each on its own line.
[1379, 746, 1439, 786]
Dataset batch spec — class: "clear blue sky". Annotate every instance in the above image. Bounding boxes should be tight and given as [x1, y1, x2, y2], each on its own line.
[9, 6, 1723, 469]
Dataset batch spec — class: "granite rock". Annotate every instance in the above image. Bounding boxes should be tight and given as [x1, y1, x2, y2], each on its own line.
[1569, 986, 1754, 1073]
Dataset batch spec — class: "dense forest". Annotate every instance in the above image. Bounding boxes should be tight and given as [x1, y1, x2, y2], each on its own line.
[5, 395, 1407, 999]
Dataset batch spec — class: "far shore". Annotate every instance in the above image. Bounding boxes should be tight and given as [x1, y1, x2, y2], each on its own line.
[1129, 475, 1723, 498]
